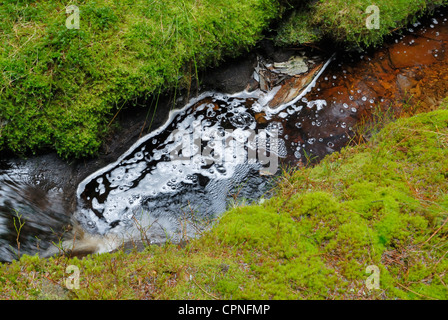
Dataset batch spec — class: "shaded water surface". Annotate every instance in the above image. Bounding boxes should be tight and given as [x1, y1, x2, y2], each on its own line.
[0, 162, 71, 261]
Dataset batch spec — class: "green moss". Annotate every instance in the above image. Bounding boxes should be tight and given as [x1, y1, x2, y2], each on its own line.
[0, 0, 281, 158]
[2, 103, 448, 300]
[4, 0, 448, 158]
[276, 0, 448, 47]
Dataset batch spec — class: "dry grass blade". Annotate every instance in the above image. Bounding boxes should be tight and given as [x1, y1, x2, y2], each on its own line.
[396, 282, 439, 300]
[421, 215, 448, 246]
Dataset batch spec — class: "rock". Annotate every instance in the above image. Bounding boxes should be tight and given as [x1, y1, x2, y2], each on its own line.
[268, 61, 325, 109]
[37, 277, 75, 300]
[389, 35, 441, 68]
[200, 54, 256, 94]
[273, 55, 309, 75]
[397, 74, 418, 94]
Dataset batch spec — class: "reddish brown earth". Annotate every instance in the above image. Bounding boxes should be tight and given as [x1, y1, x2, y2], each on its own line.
[185, 8, 448, 167]
[270, 8, 448, 165]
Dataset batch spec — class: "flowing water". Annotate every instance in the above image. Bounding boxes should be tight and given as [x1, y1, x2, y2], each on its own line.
[0, 161, 71, 261]
[1, 7, 448, 262]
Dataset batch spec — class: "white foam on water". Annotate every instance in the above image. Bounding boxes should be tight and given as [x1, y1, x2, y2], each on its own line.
[74, 52, 337, 254]
[258, 53, 336, 116]
[75, 90, 284, 250]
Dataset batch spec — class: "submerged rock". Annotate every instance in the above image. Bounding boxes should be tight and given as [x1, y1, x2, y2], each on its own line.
[268, 61, 327, 109]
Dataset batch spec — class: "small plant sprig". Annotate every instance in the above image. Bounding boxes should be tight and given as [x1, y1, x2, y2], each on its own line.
[12, 210, 26, 259]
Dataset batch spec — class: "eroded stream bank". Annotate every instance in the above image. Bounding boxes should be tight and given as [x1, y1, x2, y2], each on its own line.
[1, 7, 448, 262]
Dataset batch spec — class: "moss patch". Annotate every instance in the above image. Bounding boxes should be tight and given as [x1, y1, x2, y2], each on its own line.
[0, 0, 281, 158]
[2, 102, 448, 300]
[276, 0, 448, 47]
[3, 1, 448, 158]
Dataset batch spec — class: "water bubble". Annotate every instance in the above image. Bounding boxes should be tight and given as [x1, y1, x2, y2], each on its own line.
[229, 112, 254, 128]
[327, 142, 334, 148]
[206, 108, 216, 118]
[87, 221, 96, 228]
[135, 152, 144, 160]
[307, 100, 327, 111]
[362, 96, 367, 102]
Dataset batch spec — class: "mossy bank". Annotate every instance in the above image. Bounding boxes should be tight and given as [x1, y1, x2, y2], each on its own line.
[2, 101, 447, 300]
[0, 0, 281, 158]
[1, 0, 448, 158]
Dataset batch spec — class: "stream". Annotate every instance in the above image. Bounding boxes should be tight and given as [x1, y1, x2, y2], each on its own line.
[1, 7, 448, 262]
